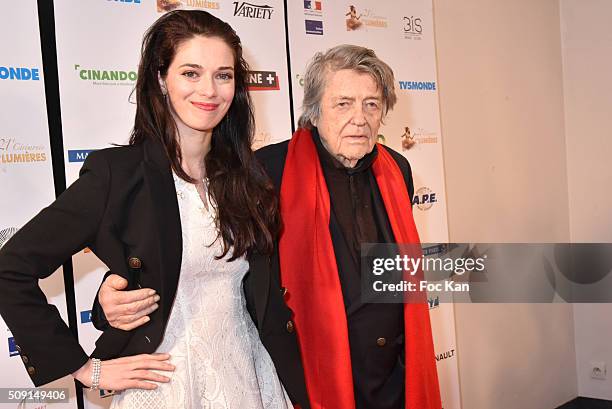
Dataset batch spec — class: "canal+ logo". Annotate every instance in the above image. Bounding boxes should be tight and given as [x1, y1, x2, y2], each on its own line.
[0, 66, 40, 81]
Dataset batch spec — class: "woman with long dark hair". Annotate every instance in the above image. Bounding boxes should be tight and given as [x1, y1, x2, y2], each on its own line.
[0, 10, 308, 409]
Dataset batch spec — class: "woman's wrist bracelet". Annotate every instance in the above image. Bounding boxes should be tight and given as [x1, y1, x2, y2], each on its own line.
[90, 358, 101, 390]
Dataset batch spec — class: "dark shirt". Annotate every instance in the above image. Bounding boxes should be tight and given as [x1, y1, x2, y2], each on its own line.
[312, 130, 405, 409]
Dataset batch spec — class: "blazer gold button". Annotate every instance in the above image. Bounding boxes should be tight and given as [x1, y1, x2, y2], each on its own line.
[376, 337, 387, 347]
[128, 257, 142, 269]
[286, 320, 295, 333]
[21, 355, 29, 364]
[27, 366, 36, 375]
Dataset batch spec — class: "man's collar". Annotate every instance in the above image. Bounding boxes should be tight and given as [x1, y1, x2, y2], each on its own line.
[311, 127, 378, 175]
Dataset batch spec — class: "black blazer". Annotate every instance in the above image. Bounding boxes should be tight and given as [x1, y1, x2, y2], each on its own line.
[0, 138, 309, 408]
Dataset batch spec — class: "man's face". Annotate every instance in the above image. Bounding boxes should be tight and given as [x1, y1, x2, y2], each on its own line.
[315, 69, 384, 168]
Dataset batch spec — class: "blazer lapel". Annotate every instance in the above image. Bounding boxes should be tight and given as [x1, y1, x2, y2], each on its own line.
[142, 139, 182, 319]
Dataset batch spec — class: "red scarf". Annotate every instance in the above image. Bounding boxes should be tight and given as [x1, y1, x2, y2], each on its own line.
[279, 128, 441, 409]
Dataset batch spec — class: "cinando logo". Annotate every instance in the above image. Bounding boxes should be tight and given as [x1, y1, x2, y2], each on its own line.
[0, 66, 40, 81]
[74, 64, 137, 86]
[0, 227, 19, 250]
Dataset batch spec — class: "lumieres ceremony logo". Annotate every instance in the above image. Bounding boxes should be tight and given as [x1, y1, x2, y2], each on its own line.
[0, 137, 48, 165]
[74, 64, 137, 87]
[401, 126, 438, 151]
[233, 2, 273, 19]
[345, 5, 388, 31]
[157, 0, 219, 12]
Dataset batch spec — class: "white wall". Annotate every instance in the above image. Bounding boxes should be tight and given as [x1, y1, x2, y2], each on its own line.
[560, 0, 612, 401]
[433, 0, 578, 407]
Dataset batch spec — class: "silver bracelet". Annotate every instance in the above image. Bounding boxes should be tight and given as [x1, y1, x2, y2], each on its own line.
[90, 358, 101, 390]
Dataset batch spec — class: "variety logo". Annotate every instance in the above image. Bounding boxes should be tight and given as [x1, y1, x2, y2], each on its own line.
[399, 80, 436, 91]
[246, 71, 279, 90]
[0, 66, 40, 81]
[157, 0, 219, 12]
[0, 227, 19, 250]
[412, 186, 437, 211]
[403, 15, 423, 40]
[68, 149, 96, 163]
[80, 310, 93, 324]
[74, 64, 137, 86]
[435, 348, 456, 362]
[233, 2, 273, 19]
[305, 19, 323, 35]
[8, 337, 18, 357]
[0, 137, 48, 165]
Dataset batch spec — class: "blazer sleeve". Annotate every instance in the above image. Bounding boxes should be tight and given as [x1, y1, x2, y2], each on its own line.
[0, 151, 111, 386]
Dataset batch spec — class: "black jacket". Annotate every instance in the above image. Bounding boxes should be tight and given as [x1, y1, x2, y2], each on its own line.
[0, 138, 309, 408]
[256, 136, 415, 409]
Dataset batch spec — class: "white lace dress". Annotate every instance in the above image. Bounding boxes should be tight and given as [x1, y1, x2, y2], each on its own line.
[110, 174, 292, 409]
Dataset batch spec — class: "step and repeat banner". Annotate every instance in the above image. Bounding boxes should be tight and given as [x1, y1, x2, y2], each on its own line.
[285, 1, 459, 408]
[2, 1, 459, 408]
[0, 1, 77, 408]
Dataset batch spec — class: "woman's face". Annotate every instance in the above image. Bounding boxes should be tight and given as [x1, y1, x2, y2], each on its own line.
[162, 35, 235, 137]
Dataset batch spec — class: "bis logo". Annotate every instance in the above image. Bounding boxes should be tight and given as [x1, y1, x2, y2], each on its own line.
[412, 187, 437, 211]
[403, 15, 423, 40]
